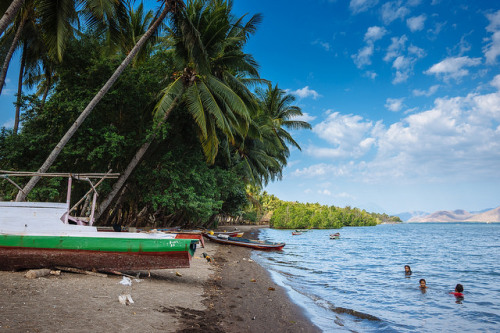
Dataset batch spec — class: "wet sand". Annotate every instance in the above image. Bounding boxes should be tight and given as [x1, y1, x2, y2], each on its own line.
[0, 225, 320, 332]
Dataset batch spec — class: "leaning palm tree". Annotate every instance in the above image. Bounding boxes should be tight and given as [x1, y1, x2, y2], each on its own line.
[96, 0, 262, 221]
[0, 0, 25, 36]
[15, 0, 183, 202]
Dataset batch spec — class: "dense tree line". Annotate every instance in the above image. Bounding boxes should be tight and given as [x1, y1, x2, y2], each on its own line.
[270, 201, 401, 229]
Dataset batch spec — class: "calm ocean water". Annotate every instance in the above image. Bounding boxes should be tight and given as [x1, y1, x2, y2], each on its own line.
[252, 223, 500, 332]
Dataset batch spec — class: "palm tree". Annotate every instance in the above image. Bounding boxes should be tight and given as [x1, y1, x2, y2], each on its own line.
[95, 0, 262, 221]
[257, 83, 312, 153]
[105, 1, 157, 67]
[227, 83, 311, 189]
[0, 3, 27, 96]
[0, 0, 25, 37]
[15, 0, 182, 202]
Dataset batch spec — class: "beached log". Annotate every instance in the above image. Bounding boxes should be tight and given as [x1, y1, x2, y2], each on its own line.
[55, 266, 108, 277]
[25, 269, 51, 279]
[103, 270, 137, 279]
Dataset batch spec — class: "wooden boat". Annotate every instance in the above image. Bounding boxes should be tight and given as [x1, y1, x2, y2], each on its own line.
[330, 232, 340, 239]
[204, 233, 285, 251]
[212, 230, 244, 237]
[292, 231, 303, 235]
[0, 171, 199, 271]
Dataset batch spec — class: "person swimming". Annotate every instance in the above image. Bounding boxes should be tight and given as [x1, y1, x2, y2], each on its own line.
[450, 284, 464, 297]
[404, 265, 412, 276]
[419, 279, 427, 293]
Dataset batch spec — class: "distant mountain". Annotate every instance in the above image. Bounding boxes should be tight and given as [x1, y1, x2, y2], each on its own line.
[408, 206, 500, 222]
[395, 211, 429, 222]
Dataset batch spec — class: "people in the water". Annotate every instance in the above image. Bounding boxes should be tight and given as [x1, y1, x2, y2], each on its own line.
[402, 266, 464, 301]
[450, 284, 464, 297]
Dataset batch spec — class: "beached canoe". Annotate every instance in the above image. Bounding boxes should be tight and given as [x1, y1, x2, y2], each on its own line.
[211, 230, 244, 237]
[204, 233, 285, 251]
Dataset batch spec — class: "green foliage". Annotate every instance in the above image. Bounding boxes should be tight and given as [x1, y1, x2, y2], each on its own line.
[270, 201, 379, 229]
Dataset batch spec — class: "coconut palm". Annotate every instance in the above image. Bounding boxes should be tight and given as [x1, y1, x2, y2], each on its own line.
[96, 0, 262, 220]
[0, 0, 25, 37]
[227, 83, 311, 188]
[257, 83, 312, 153]
[105, 1, 157, 67]
[15, 0, 182, 202]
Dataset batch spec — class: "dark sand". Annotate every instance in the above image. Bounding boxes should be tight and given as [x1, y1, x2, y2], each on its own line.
[0, 225, 320, 332]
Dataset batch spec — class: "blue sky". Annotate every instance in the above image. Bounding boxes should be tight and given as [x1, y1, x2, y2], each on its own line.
[1, 0, 500, 214]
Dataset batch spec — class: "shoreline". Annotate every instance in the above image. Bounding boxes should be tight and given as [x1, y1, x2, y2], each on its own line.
[185, 225, 320, 332]
[0, 225, 320, 332]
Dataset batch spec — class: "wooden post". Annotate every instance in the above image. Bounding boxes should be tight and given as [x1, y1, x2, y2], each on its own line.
[64, 176, 72, 224]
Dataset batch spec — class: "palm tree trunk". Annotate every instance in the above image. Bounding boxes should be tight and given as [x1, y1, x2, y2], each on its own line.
[15, 1, 175, 202]
[95, 92, 183, 222]
[39, 74, 51, 111]
[0, 0, 25, 37]
[40, 82, 49, 109]
[13, 42, 26, 135]
[0, 17, 25, 96]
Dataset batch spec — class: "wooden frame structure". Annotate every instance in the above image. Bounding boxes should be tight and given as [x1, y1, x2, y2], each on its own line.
[0, 170, 119, 226]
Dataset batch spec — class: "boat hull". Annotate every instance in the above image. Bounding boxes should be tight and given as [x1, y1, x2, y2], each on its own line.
[0, 234, 197, 271]
[204, 234, 285, 251]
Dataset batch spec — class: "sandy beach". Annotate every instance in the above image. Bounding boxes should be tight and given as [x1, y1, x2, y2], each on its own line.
[0, 226, 320, 332]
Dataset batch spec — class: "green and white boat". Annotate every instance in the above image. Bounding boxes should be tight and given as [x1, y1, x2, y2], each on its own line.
[0, 172, 198, 271]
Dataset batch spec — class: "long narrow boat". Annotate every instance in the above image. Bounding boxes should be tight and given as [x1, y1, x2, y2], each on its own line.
[203, 233, 285, 251]
[0, 172, 199, 271]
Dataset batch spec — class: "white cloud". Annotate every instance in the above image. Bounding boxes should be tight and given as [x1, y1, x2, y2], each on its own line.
[312, 39, 331, 51]
[381, 1, 410, 25]
[352, 44, 374, 68]
[491, 74, 500, 90]
[364, 26, 387, 41]
[310, 112, 375, 158]
[486, 10, 500, 33]
[407, 14, 426, 32]
[413, 84, 440, 96]
[353, 26, 387, 68]
[364, 71, 378, 79]
[484, 31, 500, 64]
[385, 97, 405, 112]
[318, 189, 332, 195]
[300, 79, 500, 185]
[384, 35, 408, 62]
[384, 37, 425, 83]
[292, 163, 351, 178]
[484, 11, 500, 64]
[1, 118, 14, 129]
[334, 192, 355, 199]
[424, 56, 481, 81]
[350, 0, 379, 14]
[294, 112, 316, 122]
[290, 86, 320, 99]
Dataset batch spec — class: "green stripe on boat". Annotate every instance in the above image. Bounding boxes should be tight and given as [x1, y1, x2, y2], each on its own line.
[0, 235, 196, 255]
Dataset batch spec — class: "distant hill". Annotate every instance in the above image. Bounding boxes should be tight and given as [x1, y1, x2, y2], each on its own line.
[408, 206, 500, 222]
[395, 211, 429, 221]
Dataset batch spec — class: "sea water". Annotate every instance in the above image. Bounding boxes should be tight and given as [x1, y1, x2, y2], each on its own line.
[252, 223, 500, 332]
